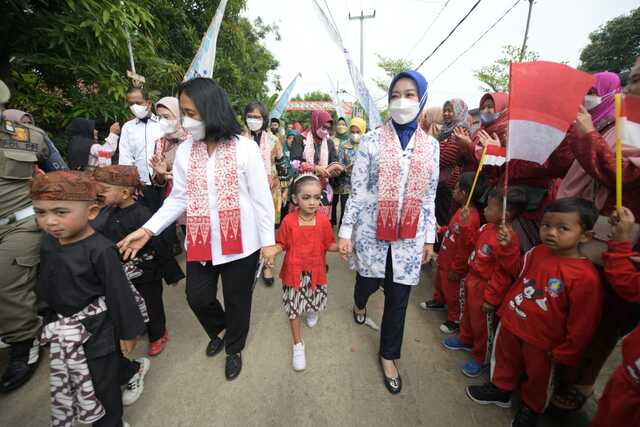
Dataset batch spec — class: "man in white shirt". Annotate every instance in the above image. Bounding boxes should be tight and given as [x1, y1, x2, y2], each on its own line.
[118, 87, 165, 189]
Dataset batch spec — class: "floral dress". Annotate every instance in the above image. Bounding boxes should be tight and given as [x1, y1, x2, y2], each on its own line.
[338, 128, 440, 286]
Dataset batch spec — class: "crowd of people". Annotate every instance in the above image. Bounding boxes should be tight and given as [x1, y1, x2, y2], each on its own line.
[0, 55, 639, 427]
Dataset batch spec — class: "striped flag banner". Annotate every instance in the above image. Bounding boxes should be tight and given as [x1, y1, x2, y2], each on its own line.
[270, 73, 301, 120]
[184, 0, 229, 81]
[621, 94, 640, 148]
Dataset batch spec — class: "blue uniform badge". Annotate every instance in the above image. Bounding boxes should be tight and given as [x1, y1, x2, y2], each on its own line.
[547, 278, 564, 297]
[453, 224, 460, 234]
[480, 243, 492, 256]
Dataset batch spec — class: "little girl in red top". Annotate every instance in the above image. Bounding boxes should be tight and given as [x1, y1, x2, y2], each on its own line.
[421, 172, 485, 335]
[593, 206, 640, 427]
[275, 174, 338, 371]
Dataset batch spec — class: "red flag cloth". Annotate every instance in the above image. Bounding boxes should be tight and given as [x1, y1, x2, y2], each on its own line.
[508, 61, 595, 164]
[483, 145, 506, 166]
[622, 94, 640, 148]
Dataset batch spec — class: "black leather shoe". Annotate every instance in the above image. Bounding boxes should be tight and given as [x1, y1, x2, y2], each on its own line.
[225, 353, 242, 380]
[379, 357, 402, 394]
[262, 277, 274, 287]
[0, 358, 40, 393]
[206, 337, 224, 357]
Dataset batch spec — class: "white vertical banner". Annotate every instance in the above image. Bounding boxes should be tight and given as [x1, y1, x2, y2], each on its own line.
[184, 0, 229, 81]
[327, 73, 345, 118]
[312, 0, 382, 128]
[270, 73, 302, 119]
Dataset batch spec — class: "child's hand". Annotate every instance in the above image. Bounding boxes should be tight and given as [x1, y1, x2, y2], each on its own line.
[447, 271, 461, 282]
[610, 207, 636, 242]
[120, 338, 137, 355]
[497, 224, 512, 247]
[460, 206, 470, 225]
[481, 302, 496, 313]
[422, 244, 434, 264]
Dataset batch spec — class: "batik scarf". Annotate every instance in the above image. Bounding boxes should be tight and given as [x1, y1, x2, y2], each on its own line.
[186, 138, 242, 261]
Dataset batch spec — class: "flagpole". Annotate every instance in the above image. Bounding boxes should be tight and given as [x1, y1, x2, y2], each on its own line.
[466, 146, 487, 208]
[615, 93, 623, 208]
[502, 63, 513, 225]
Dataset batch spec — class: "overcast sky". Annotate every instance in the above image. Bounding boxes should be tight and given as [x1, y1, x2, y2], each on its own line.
[243, 0, 638, 112]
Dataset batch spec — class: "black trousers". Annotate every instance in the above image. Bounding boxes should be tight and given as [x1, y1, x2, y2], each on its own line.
[89, 352, 124, 427]
[353, 248, 412, 360]
[133, 279, 166, 342]
[118, 354, 139, 386]
[185, 251, 260, 354]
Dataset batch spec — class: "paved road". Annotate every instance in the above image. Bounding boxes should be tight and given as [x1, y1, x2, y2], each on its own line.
[0, 253, 617, 426]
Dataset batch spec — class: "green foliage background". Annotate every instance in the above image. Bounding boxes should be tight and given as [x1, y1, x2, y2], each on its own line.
[2, 0, 280, 155]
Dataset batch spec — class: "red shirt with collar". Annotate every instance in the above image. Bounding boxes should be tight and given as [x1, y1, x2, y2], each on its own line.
[438, 207, 481, 275]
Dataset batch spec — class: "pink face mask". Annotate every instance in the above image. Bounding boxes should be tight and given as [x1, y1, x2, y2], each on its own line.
[316, 128, 329, 140]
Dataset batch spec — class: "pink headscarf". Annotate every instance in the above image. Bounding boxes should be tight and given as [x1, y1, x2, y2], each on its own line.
[303, 111, 332, 167]
[589, 72, 621, 130]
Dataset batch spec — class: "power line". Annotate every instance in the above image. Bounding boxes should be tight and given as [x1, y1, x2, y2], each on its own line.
[431, 0, 522, 82]
[414, 0, 483, 71]
[405, 0, 452, 60]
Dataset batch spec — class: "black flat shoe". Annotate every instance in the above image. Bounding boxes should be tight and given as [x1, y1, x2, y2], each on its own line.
[262, 277, 274, 287]
[379, 357, 402, 394]
[206, 337, 224, 357]
[353, 306, 366, 325]
[0, 358, 40, 393]
[225, 353, 242, 380]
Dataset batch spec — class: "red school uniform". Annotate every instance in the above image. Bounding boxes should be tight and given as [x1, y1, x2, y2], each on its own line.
[433, 207, 480, 323]
[491, 244, 604, 414]
[459, 224, 520, 364]
[276, 212, 335, 289]
[591, 241, 640, 427]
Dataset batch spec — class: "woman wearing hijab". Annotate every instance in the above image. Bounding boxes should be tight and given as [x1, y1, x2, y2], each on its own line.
[551, 70, 640, 412]
[420, 106, 443, 138]
[331, 117, 353, 225]
[118, 78, 278, 381]
[332, 117, 367, 227]
[289, 110, 342, 219]
[243, 101, 287, 286]
[338, 71, 439, 394]
[66, 118, 119, 171]
[434, 99, 471, 226]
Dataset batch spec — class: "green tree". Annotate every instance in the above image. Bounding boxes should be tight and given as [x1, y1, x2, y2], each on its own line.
[373, 54, 413, 93]
[473, 45, 539, 92]
[579, 7, 640, 73]
[3, 0, 279, 154]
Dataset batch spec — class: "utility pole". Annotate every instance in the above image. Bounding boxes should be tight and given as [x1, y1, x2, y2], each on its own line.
[348, 9, 376, 77]
[518, 0, 534, 62]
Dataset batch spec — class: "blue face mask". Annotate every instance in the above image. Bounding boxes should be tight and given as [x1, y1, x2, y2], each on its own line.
[480, 111, 501, 126]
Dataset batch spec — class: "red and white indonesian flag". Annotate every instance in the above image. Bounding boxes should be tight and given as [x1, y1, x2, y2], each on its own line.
[483, 145, 506, 166]
[507, 61, 596, 164]
[621, 95, 640, 148]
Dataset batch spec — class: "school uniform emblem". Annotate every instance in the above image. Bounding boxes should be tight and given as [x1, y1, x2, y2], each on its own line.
[480, 243, 491, 256]
[453, 224, 460, 233]
[546, 278, 564, 297]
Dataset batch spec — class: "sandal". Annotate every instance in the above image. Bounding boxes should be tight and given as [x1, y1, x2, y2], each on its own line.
[549, 386, 593, 412]
[352, 306, 366, 325]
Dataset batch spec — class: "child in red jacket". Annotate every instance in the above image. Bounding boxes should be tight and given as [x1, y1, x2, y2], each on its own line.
[421, 172, 485, 334]
[442, 186, 526, 378]
[592, 206, 640, 427]
[466, 197, 604, 427]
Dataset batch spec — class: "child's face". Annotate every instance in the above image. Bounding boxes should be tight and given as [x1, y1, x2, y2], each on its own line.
[539, 211, 591, 255]
[293, 182, 323, 216]
[99, 183, 131, 207]
[34, 200, 99, 244]
[484, 196, 503, 225]
[452, 183, 467, 206]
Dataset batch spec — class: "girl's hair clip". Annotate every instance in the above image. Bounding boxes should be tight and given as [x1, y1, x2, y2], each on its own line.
[293, 172, 320, 184]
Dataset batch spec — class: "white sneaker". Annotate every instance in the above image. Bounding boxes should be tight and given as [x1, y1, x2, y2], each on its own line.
[306, 311, 319, 328]
[292, 342, 306, 371]
[123, 420, 131, 427]
[122, 357, 150, 406]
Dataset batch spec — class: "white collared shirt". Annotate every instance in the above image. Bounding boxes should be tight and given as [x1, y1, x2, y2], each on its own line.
[118, 116, 164, 184]
[144, 135, 276, 265]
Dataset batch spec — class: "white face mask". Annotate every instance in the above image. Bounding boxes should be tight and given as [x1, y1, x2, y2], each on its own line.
[159, 119, 178, 135]
[389, 97, 420, 125]
[130, 104, 149, 120]
[182, 116, 206, 141]
[584, 95, 602, 111]
[246, 118, 263, 132]
[351, 133, 361, 143]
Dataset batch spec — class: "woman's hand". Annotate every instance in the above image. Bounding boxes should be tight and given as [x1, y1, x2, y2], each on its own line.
[453, 127, 472, 147]
[261, 245, 279, 268]
[338, 238, 352, 261]
[314, 165, 329, 178]
[422, 244, 434, 264]
[610, 206, 636, 242]
[575, 105, 596, 137]
[150, 154, 170, 177]
[477, 130, 501, 148]
[118, 228, 153, 261]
